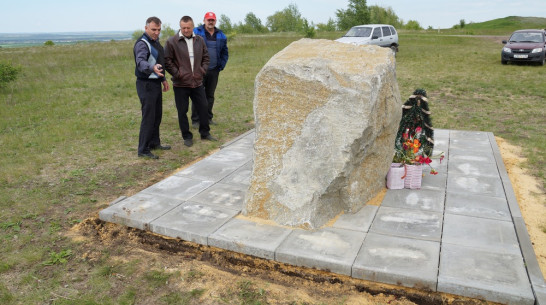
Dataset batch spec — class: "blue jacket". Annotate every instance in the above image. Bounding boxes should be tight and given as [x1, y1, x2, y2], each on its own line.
[194, 25, 228, 71]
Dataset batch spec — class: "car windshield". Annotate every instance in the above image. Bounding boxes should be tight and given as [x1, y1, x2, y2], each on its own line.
[344, 27, 372, 38]
[509, 32, 544, 43]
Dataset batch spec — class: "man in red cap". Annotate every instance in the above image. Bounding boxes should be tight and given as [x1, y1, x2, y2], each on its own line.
[192, 11, 229, 127]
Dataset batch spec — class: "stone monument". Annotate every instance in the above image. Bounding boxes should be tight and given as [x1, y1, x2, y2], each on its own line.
[243, 39, 402, 229]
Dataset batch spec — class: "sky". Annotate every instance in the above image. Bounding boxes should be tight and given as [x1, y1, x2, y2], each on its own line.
[2, 0, 546, 33]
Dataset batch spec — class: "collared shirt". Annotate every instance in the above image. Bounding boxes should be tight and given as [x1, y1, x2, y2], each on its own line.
[180, 31, 195, 72]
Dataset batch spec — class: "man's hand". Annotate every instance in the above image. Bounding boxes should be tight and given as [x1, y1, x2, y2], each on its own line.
[162, 80, 170, 92]
[153, 64, 165, 78]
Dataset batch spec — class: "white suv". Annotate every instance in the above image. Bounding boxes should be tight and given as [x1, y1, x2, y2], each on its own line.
[336, 24, 399, 52]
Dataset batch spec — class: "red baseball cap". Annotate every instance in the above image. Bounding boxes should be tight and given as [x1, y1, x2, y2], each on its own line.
[204, 12, 216, 20]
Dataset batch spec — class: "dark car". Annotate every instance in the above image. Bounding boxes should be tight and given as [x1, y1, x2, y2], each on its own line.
[501, 29, 546, 65]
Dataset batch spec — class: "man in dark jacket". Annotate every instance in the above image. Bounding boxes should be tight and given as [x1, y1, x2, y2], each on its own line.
[164, 16, 217, 147]
[191, 12, 229, 127]
[134, 16, 170, 159]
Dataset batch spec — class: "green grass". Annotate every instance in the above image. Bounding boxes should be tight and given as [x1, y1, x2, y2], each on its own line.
[465, 16, 546, 33]
[396, 33, 545, 183]
[404, 16, 546, 36]
[0, 28, 544, 304]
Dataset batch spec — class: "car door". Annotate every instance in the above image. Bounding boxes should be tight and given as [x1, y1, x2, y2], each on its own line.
[381, 26, 393, 47]
[370, 27, 383, 46]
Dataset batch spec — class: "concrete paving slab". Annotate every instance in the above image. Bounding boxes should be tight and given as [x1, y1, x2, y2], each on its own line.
[332, 205, 378, 232]
[140, 175, 215, 201]
[450, 139, 491, 151]
[208, 217, 292, 260]
[190, 182, 246, 211]
[448, 153, 496, 164]
[448, 160, 500, 178]
[432, 138, 449, 149]
[433, 143, 449, 154]
[219, 161, 252, 187]
[438, 243, 534, 305]
[450, 130, 491, 142]
[442, 213, 520, 255]
[275, 227, 366, 276]
[427, 156, 448, 172]
[420, 171, 447, 191]
[369, 206, 443, 241]
[175, 159, 242, 182]
[220, 139, 255, 154]
[221, 130, 255, 149]
[204, 147, 252, 166]
[352, 233, 440, 290]
[149, 202, 240, 245]
[433, 128, 450, 138]
[109, 196, 127, 206]
[98, 193, 183, 230]
[381, 189, 445, 212]
[445, 192, 511, 221]
[447, 174, 505, 198]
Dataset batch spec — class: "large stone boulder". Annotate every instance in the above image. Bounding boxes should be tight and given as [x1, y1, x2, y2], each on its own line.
[243, 39, 402, 229]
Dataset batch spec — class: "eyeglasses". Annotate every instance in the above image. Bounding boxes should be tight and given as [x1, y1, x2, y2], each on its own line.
[206, 19, 216, 22]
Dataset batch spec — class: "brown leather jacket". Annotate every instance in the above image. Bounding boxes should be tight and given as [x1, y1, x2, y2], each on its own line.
[164, 33, 209, 88]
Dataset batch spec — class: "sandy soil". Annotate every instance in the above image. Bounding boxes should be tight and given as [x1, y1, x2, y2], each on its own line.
[69, 137, 544, 304]
[496, 137, 546, 275]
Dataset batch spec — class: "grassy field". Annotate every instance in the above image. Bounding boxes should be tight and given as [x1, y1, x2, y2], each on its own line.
[0, 28, 545, 304]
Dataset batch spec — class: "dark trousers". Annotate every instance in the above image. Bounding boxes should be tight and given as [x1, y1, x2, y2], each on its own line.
[191, 68, 220, 123]
[136, 79, 162, 154]
[173, 86, 210, 139]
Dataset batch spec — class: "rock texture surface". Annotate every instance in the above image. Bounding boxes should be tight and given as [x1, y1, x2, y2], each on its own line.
[243, 39, 402, 229]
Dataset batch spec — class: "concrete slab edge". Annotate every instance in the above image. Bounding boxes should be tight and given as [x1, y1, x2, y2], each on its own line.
[535, 285, 546, 305]
[109, 196, 127, 206]
[488, 132, 545, 304]
[220, 129, 255, 149]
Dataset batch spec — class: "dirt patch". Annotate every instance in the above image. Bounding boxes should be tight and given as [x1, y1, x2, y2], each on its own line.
[71, 217, 494, 304]
[496, 137, 546, 275]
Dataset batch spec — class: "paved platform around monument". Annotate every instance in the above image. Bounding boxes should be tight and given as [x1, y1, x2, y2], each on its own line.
[99, 129, 545, 305]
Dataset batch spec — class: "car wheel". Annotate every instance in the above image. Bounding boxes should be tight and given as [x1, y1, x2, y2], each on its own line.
[540, 58, 545, 66]
[501, 60, 508, 65]
[390, 45, 398, 53]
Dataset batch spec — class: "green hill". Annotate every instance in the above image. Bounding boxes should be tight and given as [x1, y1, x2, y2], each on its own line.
[458, 16, 546, 35]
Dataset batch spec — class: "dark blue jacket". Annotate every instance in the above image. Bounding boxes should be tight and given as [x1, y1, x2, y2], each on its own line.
[194, 25, 228, 71]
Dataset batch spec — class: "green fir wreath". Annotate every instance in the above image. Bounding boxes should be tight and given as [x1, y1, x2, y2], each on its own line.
[394, 88, 434, 156]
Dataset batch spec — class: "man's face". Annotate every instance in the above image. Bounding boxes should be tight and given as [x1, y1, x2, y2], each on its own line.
[145, 22, 161, 41]
[180, 20, 194, 38]
[204, 18, 216, 31]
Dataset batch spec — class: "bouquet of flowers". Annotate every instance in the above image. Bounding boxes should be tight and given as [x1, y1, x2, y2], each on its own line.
[393, 127, 444, 175]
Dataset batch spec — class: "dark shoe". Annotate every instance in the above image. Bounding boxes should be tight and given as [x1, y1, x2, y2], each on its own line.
[209, 119, 217, 125]
[151, 144, 171, 150]
[138, 152, 159, 159]
[201, 135, 218, 141]
[192, 121, 199, 128]
[183, 139, 193, 147]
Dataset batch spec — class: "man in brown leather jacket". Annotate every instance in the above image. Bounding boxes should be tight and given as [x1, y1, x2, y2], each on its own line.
[164, 15, 217, 147]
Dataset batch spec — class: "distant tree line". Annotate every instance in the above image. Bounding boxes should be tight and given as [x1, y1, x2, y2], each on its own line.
[132, 0, 428, 40]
